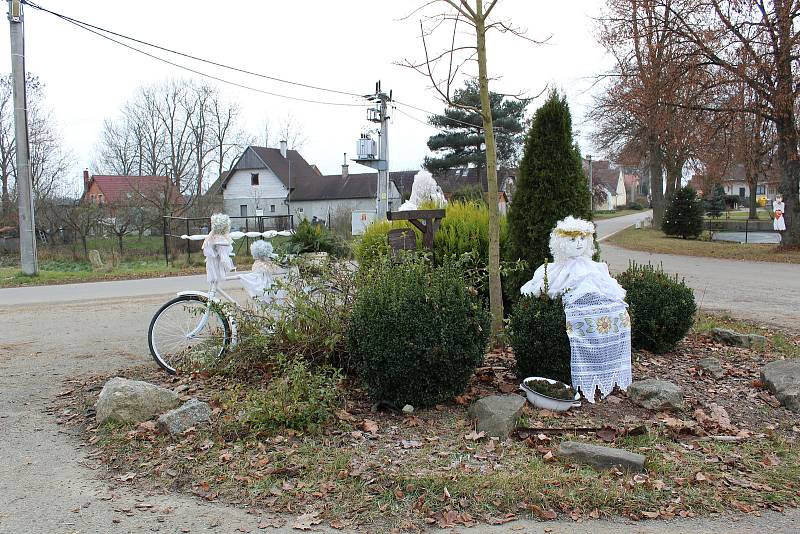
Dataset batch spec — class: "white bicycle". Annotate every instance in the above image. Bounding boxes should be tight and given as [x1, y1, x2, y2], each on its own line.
[147, 230, 295, 375]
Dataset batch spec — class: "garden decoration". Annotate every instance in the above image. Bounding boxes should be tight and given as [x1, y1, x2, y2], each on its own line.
[773, 195, 786, 232]
[239, 240, 280, 301]
[520, 216, 632, 402]
[202, 213, 234, 283]
[398, 169, 447, 211]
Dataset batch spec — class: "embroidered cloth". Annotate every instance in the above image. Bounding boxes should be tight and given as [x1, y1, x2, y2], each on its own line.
[564, 293, 632, 402]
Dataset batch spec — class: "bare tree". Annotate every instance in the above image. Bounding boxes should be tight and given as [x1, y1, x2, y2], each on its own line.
[401, 0, 543, 336]
[60, 200, 103, 258]
[0, 76, 14, 222]
[261, 113, 308, 150]
[666, 0, 800, 245]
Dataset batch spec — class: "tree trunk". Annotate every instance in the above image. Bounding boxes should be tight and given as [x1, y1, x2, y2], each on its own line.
[775, 117, 800, 246]
[81, 236, 88, 259]
[746, 170, 758, 220]
[475, 0, 504, 337]
[118, 234, 124, 254]
[648, 139, 665, 229]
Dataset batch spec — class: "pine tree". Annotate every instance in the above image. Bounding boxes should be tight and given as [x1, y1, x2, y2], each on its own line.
[705, 184, 726, 219]
[663, 186, 704, 239]
[425, 80, 527, 183]
[508, 91, 591, 286]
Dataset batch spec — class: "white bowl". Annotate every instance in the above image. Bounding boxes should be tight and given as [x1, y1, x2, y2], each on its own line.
[520, 376, 581, 412]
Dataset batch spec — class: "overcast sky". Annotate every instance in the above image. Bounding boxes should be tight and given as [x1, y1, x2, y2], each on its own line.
[0, 0, 612, 190]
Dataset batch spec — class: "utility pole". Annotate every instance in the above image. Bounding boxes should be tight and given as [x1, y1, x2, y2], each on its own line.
[8, 0, 37, 274]
[355, 81, 391, 218]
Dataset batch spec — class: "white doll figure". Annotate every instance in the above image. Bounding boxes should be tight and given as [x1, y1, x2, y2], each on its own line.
[773, 195, 786, 232]
[201, 213, 234, 283]
[239, 240, 280, 301]
[398, 169, 447, 211]
[521, 216, 632, 402]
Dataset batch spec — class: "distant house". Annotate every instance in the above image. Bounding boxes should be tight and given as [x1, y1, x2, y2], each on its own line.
[582, 159, 626, 210]
[80, 171, 183, 211]
[216, 144, 401, 231]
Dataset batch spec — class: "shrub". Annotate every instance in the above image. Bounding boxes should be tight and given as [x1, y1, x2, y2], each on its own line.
[705, 184, 726, 218]
[450, 184, 486, 204]
[616, 262, 696, 353]
[663, 186, 704, 239]
[353, 220, 419, 271]
[509, 295, 571, 384]
[225, 356, 342, 436]
[626, 202, 644, 210]
[508, 90, 592, 289]
[348, 258, 490, 408]
[287, 219, 350, 257]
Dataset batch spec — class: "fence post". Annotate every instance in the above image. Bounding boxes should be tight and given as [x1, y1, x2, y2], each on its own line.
[745, 219, 748, 244]
[163, 216, 169, 266]
[186, 218, 191, 263]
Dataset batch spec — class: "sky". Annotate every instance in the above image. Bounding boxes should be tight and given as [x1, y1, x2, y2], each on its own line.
[0, 0, 612, 191]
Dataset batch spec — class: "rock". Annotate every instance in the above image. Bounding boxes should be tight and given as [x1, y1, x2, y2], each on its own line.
[468, 395, 526, 439]
[88, 249, 106, 272]
[711, 328, 768, 349]
[698, 357, 724, 378]
[95, 377, 181, 424]
[628, 379, 684, 410]
[157, 399, 212, 435]
[557, 441, 645, 472]
[761, 360, 800, 413]
[402, 404, 414, 414]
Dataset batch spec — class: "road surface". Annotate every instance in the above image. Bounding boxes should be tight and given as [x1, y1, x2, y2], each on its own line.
[2, 210, 800, 532]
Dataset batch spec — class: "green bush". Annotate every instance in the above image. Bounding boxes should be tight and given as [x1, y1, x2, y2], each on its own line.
[509, 294, 571, 384]
[616, 262, 696, 353]
[663, 186, 704, 239]
[626, 202, 644, 210]
[348, 258, 490, 408]
[287, 219, 350, 257]
[353, 220, 419, 271]
[226, 356, 342, 436]
[450, 184, 486, 204]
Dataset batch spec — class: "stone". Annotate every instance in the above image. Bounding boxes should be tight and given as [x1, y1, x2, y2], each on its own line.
[711, 328, 768, 349]
[88, 249, 105, 271]
[698, 357, 725, 378]
[628, 379, 684, 410]
[557, 441, 645, 472]
[95, 377, 181, 424]
[402, 404, 414, 414]
[761, 360, 800, 413]
[157, 399, 212, 435]
[468, 395, 526, 439]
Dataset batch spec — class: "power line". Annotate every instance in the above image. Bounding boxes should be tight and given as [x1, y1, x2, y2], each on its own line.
[394, 98, 513, 132]
[22, 0, 366, 107]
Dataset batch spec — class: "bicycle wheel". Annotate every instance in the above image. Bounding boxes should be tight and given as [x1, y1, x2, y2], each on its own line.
[148, 295, 231, 374]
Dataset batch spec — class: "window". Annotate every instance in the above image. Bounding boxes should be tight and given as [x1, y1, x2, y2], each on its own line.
[251, 173, 259, 186]
[739, 187, 745, 197]
[240, 204, 247, 217]
[757, 185, 766, 195]
[270, 204, 276, 213]
[298, 208, 304, 213]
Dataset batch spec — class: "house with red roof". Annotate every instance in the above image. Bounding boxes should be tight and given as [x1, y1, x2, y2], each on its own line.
[80, 170, 184, 210]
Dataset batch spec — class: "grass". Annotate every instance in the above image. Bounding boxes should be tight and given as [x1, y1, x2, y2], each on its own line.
[608, 227, 800, 264]
[693, 312, 800, 358]
[0, 234, 294, 288]
[593, 209, 645, 220]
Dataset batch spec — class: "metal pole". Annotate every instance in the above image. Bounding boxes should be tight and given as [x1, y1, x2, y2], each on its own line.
[185, 218, 190, 261]
[378, 92, 389, 218]
[162, 216, 168, 265]
[587, 155, 593, 212]
[8, 0, 37, 274]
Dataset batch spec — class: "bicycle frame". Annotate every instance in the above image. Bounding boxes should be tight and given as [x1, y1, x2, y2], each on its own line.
[177, 275, 245, 348]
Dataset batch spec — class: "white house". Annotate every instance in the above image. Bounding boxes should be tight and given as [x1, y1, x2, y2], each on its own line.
[583, 158, 627, 210]
[216, 143, 400, 231]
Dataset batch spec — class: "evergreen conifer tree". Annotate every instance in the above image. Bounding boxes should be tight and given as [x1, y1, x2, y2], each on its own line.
[705, 184, 726, 219]
[663, 186, 704, 239]
[508, 91, 591, 287]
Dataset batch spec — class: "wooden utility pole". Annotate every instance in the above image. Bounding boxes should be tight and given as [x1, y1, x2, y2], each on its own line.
[8, 0, 37, 274]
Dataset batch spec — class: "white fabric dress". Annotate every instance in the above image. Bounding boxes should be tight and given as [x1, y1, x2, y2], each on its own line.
[774, 201, 786, 231]
[201, 235, 234, 284]
[239, 259, 280, 302]
[521, 257, 632, 402]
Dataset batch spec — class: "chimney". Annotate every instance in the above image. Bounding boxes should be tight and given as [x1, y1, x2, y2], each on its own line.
[279, 140, 287, 158]
[83, 169, 90, 192]
[341, 152, 348, 178]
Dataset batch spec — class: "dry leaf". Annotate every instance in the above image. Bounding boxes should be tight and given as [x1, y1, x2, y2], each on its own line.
[464, 430, 486, 441]
[292, 511, 322, 531]
[401, 440, 422, 449]
[530, 504, 557, 520]
[361, 419, 378, 433]
[596, 427, 617, 442]
[641, 510, 660, 519]
[117, 472, 136, 482]
[335, 410, 356, 422]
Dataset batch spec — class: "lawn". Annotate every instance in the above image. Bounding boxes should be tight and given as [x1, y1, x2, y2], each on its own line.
[607, 227, 800, 263]
[0, 234, 296, 288]
[593, 209, 646, 220]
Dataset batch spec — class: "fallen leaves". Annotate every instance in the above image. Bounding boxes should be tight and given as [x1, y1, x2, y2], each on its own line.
[360, 419, 378, 433]
[292, 511, 321, 531]
[464, 430, 486, 441]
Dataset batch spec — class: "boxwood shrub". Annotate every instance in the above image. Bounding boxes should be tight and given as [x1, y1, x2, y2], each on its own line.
[509, 294, 571, 384]
[616, 262, 696, 353]
[348, 258, 490, 408]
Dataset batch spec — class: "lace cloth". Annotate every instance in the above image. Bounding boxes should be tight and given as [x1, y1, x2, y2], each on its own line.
[238, 260, 282, 302]
[520, 256, 626, 305]
[774, 201, 786, 231]
[565, 293, 632, 402]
